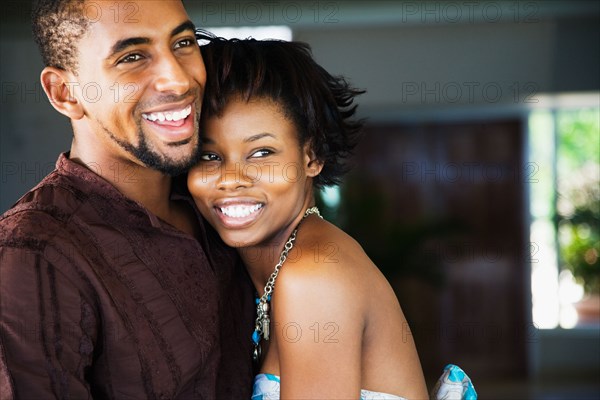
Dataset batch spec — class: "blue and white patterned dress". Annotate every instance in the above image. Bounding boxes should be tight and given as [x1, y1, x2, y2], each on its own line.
[251, 364, 477, 400]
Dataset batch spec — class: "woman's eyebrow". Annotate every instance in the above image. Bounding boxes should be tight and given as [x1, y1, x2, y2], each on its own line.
[244, 133, 275, 143]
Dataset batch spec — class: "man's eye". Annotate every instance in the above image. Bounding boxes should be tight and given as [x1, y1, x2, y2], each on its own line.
[175, 38, 194, 49]
[250, 149, 274, 158]
[200, 153, 220, 162]
[118, 53, 143, 64]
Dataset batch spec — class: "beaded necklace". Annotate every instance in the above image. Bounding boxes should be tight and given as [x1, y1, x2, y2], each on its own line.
[252, 206, 322, 362]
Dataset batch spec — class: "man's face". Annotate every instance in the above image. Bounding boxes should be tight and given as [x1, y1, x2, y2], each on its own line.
[72, 0, 205, 175]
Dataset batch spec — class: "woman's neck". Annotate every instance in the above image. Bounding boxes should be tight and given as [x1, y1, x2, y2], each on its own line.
[240, 229, 296, 297]
[240, 203, 315, 296]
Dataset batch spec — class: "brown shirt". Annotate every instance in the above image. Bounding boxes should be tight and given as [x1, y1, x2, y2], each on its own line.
[0, 154, 254, 399]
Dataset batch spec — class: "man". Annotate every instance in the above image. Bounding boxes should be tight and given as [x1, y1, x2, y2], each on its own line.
[0, 1, 254, 398]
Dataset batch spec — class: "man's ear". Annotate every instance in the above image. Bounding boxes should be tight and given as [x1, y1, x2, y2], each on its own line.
[40, 67, 84, 120]
[303, 142, 324, 178]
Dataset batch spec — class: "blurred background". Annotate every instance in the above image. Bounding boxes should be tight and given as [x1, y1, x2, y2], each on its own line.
[1, 1, 599, 398]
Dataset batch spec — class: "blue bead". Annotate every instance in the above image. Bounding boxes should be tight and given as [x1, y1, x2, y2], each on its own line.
[252, 330, 260, 344]
[267, 295, 271, 301]
[255, 298, 260, 304]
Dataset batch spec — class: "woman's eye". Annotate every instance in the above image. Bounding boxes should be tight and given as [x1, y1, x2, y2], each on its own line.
[250, 149, 274, 158]
[200, 153, 220, 162]
[117, 53, 143, 64]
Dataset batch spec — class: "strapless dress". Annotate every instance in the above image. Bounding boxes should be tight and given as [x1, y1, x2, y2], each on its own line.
[251, 364, 477, 400]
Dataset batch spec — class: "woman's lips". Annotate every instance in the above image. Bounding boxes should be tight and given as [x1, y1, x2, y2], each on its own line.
[215, 203, 264, 228]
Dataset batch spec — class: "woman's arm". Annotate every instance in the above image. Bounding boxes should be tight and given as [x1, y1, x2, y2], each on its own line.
[272, 253, 365, 399]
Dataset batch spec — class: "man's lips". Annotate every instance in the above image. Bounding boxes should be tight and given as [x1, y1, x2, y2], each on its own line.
[142, 104, 192, 125]
[141, 104, 195, 141]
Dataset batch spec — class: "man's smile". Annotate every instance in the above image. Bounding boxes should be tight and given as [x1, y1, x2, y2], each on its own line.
[142, 104, 192, 124]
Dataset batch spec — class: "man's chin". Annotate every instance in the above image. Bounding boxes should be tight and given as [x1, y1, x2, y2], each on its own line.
[139, 148, 201, 176]
[126, 125, 201, 176]
[166, 138, 193, 147]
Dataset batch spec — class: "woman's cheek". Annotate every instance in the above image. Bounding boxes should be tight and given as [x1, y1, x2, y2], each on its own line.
[187, 167, 209, 201]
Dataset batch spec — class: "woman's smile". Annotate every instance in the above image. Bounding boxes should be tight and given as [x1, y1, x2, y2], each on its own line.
[214, 200, 265, 228]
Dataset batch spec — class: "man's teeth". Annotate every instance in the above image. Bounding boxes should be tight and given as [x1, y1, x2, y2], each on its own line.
[142, 105, 192, 122]
[220, 204, 263, 218]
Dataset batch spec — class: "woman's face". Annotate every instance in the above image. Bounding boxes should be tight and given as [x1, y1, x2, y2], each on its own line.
[188, 97, 321, 249]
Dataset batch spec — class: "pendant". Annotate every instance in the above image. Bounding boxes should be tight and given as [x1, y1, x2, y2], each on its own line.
[253, 345, 261, 362]
[262, 315, 270, 341]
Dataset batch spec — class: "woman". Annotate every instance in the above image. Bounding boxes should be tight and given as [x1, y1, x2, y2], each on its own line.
[188, 33, 475, 400]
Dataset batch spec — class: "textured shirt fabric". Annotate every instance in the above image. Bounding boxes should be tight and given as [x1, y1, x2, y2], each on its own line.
[0, 153, 254, 399]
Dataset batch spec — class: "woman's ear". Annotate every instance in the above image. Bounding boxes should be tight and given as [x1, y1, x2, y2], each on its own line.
[303, 142, 324, 178]
[40, 67, 84, 120]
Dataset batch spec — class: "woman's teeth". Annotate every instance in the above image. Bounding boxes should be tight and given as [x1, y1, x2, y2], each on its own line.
[220, 204, 263, 218]
[142, 105, 192, 123]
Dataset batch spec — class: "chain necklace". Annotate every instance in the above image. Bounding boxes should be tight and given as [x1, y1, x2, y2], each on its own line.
[252, 206, 323, 362]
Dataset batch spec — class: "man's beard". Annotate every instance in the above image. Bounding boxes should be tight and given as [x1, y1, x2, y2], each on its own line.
[99, 118, 201, 177]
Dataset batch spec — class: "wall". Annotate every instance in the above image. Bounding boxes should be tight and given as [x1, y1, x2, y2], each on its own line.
[2, 2, 598, 211]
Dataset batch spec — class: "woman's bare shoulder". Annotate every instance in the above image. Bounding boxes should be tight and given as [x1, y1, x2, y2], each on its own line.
[271, 217, 368, 353]
[294, 217, 370, 271]
[272, 217, 378, 317]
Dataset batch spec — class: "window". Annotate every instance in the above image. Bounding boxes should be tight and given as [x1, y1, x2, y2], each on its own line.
[529, 94, 600, 329]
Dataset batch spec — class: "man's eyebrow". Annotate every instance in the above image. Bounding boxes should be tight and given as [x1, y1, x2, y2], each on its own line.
[108, 21, 196, 58]
[109, 37, 150, 57]
[172, 20, 196, 37]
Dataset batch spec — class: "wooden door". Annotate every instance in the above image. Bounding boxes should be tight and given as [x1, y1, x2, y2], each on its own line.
[336, 119, 530, 382]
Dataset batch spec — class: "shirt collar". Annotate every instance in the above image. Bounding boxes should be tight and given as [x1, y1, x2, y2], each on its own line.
[56, 152, 197, 231]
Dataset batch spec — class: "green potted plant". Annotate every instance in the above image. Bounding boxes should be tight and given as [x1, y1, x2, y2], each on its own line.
[557, 163, 600, 323]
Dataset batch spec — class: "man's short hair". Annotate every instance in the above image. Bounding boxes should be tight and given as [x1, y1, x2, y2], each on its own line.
[32, 0, 90, 72]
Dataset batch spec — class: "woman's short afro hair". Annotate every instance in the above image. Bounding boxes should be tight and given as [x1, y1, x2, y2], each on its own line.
[198, 30, 366, 188]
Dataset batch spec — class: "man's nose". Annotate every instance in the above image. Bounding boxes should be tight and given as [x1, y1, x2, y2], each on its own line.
[153, 53, 191, 95]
